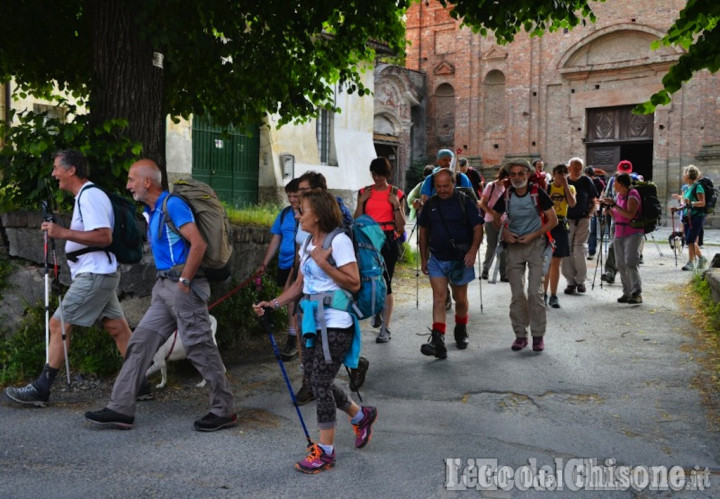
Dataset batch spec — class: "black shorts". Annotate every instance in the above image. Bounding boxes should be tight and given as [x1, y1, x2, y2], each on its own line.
[276, 267, 292, 288]
[550, 223, 570, 258]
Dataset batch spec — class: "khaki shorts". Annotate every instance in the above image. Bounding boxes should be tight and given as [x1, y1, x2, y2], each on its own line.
[52, 272, 125, 327]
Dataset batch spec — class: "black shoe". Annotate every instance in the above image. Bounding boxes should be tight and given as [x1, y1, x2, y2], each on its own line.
[294, 381, 315, 406]
[371, 313, 382, 329]
[601, 273, 615, 284]
[576, 284, 586, 293]
[194, 412, 238, 432]
[564, 284, 577, 295]
[627, 293, 643, 304]
[617, 295, 631, 303]
[453, 324, 469, 350]
[548, 295, 560, 308]
[500, 276, 509, 282]
[136, 379, 154, 401]
[280, 335, 298, 361]
[481, 271, 489, 280]
[349, 357, 369, 391]
[420, 329, 447, 359]
[4, 383, 49, 408]
[85, 408, 134, 430]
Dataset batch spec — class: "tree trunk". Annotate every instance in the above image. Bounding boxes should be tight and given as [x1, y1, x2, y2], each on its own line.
[89, 0, 167, 188]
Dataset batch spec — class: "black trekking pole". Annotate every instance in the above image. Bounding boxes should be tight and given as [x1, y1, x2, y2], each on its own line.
[415, 224, 420, 309]
[258, 306, 313, 448]
[476, 247, 483, 313]
[592, 208, 605, 290]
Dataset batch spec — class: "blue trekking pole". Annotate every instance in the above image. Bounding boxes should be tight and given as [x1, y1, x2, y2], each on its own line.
[259, 306, 313, 448]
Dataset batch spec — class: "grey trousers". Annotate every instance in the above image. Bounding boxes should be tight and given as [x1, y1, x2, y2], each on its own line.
[506, 237, 547, 337]
[614, 233, 643, 297]
[107, 277, 234, 417]
[561, 217, 591, 286]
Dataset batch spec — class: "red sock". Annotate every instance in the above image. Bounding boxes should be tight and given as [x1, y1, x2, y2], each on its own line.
[455, 315, 468, 325]
[432, 322, 446, 334]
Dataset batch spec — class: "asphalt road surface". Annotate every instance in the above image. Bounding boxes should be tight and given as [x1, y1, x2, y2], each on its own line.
[1, 227, 719, 498]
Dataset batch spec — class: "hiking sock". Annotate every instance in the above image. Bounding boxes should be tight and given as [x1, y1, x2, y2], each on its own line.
[454, 315, 468, 325]
[318, 443, 334, 454]
[34, 364, 59, 394]
[432, 322, 446, 334]
[351, 409, 365, 425]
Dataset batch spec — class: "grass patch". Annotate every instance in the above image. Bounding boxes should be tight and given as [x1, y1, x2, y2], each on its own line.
[226, 202, 282, 228]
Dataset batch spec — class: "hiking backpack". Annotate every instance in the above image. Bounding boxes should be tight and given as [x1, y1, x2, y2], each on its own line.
[67, 184, 144, 264]
[629, 180, 662, 234]
[302, 214, 387, 320]
[693, 177, 718, 214]
[161, 178, 234, 282]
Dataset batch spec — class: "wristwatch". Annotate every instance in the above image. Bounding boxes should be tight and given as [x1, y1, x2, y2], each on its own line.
[179, 277, 191, 287]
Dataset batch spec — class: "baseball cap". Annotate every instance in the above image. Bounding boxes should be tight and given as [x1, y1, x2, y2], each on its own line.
[617, 160, 633, 173]
[437, 149, 454, 160]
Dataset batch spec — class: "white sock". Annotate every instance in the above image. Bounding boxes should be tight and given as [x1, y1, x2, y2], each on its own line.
[351, 409, 365, 425]
[318, 443, 334, 454]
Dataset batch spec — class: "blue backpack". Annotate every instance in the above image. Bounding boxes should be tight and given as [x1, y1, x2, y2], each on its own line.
[302, 214, 387, 320]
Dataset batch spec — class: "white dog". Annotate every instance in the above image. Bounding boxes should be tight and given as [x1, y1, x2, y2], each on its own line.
[145, 315, 225, 389]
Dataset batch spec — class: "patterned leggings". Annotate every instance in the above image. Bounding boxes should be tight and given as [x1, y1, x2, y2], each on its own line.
[301, 325, 354, 430]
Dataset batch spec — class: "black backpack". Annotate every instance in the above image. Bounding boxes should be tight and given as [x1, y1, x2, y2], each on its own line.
[693, 177, 718, 214]
[629, 180, 662, 234]
[66, 184, 144, 264]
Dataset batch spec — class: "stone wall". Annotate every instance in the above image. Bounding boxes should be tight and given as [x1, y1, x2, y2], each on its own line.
[0, 210, 273, 329]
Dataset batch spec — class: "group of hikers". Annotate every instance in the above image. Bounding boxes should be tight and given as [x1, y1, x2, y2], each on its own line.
[3, 147, 711, 474]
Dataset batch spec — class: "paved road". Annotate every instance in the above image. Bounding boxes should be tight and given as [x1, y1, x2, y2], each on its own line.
[2, 228, 719, 498]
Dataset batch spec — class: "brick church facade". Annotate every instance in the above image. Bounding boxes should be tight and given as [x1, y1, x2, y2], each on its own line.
[405, 0, 720, 225]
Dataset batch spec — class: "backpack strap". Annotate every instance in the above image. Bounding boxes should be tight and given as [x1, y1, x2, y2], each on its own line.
[65, 183, 112, 263]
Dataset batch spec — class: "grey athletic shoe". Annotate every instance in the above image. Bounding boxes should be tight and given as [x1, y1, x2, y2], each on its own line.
[5, 384, 49, 407]
[85, 407, 135, 430]
[376, 327, 391, 343]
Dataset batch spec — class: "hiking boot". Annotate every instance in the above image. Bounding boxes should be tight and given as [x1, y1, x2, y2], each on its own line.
[576, 283, 586, 293]
[627, 294, 643, 304]
[681, 261, 694, 271]
[500, 276, 510, 282]
[295, 443, 335, 474]
[564, 284, 577, 295]
[85, 407, 134, 430]
[511, 337, 528, 351]
[698, 256, 708, 269]
[352, 406, 377, 448]
[371, 313, 383, 329]
[193, 412, 238, 432]
[136, 379, 154, 401]
[294, 381, 315, 406]
[617, 295, 631, 303]
[481, 270, 489, 280]
[376, 327, 391, 343]
[453, 324, 469, 350]
[601, 273, 615, 284]
[348, 357, 369, 392]
[587, 253, 595, 261]
[548, 295, 560, 308]
[532, 336, 545, 352]
[420, 329, 447, 359]
[280, 335, 298, 361]
[5, 383, 49, 408]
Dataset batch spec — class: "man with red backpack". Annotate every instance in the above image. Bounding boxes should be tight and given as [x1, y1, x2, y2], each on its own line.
[492, 160, 557, 353]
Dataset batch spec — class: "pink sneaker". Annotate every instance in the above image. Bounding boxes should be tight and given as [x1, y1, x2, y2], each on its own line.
[295, 443, 335, 474]
[511, 337, 528, 351]
[352, 406, 377, 448]
[532, 336, 545, 352]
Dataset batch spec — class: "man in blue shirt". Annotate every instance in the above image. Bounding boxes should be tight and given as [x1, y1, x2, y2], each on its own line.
[259, 179, 300, 360]
[418, 169, 483, 359]
[85, 159, 236, 432]
[419, 149, 473, 204]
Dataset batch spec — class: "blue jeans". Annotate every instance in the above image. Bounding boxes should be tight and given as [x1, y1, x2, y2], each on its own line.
[588, 214, 598, 255]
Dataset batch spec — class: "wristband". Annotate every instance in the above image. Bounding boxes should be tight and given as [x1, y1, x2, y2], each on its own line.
[273, 298, 280, 310]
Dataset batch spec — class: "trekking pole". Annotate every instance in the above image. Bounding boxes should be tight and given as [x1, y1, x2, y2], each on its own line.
[415, 224, 420, 309]
[259, 306, 313, 448]
[592, 208, 605, 290]
[58, 294, 71, 389]
[41, 201, 52, 363]
[672, 209, 678, 267]
[476, 247, 483, 313]
[649, 232, 663, 257]
[407, 220, 418, 245]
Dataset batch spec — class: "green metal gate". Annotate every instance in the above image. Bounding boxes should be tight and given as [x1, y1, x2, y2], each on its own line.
[192, 116, 260, 207]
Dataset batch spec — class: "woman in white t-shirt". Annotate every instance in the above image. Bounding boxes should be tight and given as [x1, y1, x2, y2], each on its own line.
[254, 189, 377, 474]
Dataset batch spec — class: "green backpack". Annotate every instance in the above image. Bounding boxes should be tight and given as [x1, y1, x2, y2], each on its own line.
[161, 178, 233, 282]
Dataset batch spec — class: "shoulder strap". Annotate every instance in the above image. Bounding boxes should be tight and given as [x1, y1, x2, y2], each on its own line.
[159, 193, 183, 241]
[280, 205, 293, 224]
